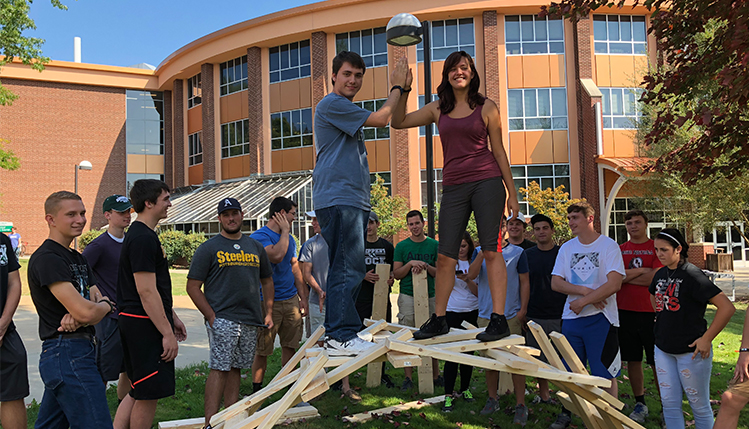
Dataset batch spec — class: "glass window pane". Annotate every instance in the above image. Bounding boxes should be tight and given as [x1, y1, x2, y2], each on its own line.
[537, 89, 551, 116]
[506, 16, 520, 42]
[506, 43, 521, 55]
[376, 127, 390, 139]
[291, 110, 301, 135]
[514, 179, 525, 193]
[528, 165, 553, 176]
[611, 89, 624, 115]
[302, 108, 312, 134]
[227, 63, 234, 83]
[554, 164, 570, 176]
[523, 42, 547, 54]
[228, 81, 240, 94]
[272, 139, 282, 150]
[511, 166, 525, 177]
[603, 117, 612, 128]
[608, 17, 620, 41]
[551, 89, 567, 115]
[281, 68, 299, 81]
[521, 15, 534, 41]
[614, 117, 635, 128]
[548, 18, 564, 40]
[285, 136, 301, 148]
[609, 42, 632, 54]
[595, 42, 608, 53]
[433, 47, 455, 60]
[634, 43, 647, 54]
[534, 19, 548, 41]
[593, 15, 607, 40]
[144, 121, 160, 144]
[336, 34, 348, 53]
[552, 117, 568, 129]
[269, 47, 279, 71]
[620, 16, 632, 41]
[509, 119, 524, 130]
[623, 89, 636, 115]
[374, 54, 388, 66]
[549, 41, 565, 54]
[633, 16, 647, 41]
[290, 42, 299, 67]
[524, 90, 537, 117]
[432, 21, 445, 48]
[228, 122, 236, 144]
[282, 111, 292, 136]
[230, 145, 242, 157]
[445, 20, 458, 46]
[280, 44, 290, 69]
[463, 46, 475, 57]
[556, 177, 571, 192]
[374, 27, 386, 53]
[507, 90, 523, 117]
[600, 89, 611, 115]
[363, 129, 375, 140]
[459, 18, 474, 44]
[361, 29, 373, 56]
[541, 178, 554, 189]
[243, 120, 249, 143]
[302, 135, 313, 146]
[525, 118, 545, 129]
[300, 40, 311, 65]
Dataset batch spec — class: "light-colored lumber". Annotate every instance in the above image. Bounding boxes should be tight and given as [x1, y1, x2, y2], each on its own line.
[460, 320, 478, 329]
[412, 270, 434, 395]
[160, 405, 321, 429]
[363, 318, 417, 332]
[342, 395, 445, 423]
[409, 328, 485, 345]
[387, 351, 422, 368]
[358, 319, 388, 341]
[300, 368, 329, 402]
[158, 418, 204, 429]
[366, 264, 392, 387]
[511, 344, 541, 356]
[435, 335, 525, 352]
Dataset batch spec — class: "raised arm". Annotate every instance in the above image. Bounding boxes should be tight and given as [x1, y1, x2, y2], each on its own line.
[364, 57, 412, 128]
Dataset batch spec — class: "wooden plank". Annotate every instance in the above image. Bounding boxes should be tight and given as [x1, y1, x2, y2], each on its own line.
[158, 417, 204, 429]
[503, 345, 552, 369]
[387, 351, 423, 368]
[435, 335, 525, 352]
[511, 345, 541, 356]
[409, 328, 485, 346]
[479, 348, 538, 371]
[556, 381, 645, 429]
[326, 339, 390, 385]
[460, 320, 478, 329]
[300, 369, 330, 402]
[342, 395, 445, 424]
[366, 264, 392, 387]
[160, 406, 321, 429]
[358, 319, 388, 342]
[210, 368, 302, 427]
[412, 270, 434, 395]
[363, 318, 417, 332]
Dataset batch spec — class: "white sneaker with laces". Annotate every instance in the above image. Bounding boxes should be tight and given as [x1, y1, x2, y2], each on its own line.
[324, 336, 375, 356]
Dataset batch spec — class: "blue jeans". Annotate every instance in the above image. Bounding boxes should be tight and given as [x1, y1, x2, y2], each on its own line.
[655, 345, 714, 429]
[35, 337, 113, 429]
[317, 205, 368, 342]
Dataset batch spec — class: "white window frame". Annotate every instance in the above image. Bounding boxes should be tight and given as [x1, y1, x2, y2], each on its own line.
[187, 74, 201, 108]
[507, 88, 568, 131]
[220, 56, 248, 96]
[188, 132, 202, 166]
[593, 15, 647, 55]
[269, 41, 311, 84]
[271, 108, 313, 150]
[601, 87, 644, 130]
[505, 15, 565, 56]
[336, 28, 388, 68]
[417, 18, 475, 62]
[220, 119, 249, 159]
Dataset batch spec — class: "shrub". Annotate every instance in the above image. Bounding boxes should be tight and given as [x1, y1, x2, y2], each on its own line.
[157, 230, 207, 266]
[183, 232, 207, 265]
[79, 229, 105, 251]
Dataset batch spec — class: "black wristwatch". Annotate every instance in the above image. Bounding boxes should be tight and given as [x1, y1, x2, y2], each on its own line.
[740, 348, 749, 353]
[390, 85, 411, 95]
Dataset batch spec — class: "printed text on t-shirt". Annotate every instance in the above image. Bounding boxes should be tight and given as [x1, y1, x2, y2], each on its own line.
[654, 277, 681, 312]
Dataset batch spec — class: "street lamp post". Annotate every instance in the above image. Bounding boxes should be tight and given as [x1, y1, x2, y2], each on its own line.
[74, 160, 92, 249]
[386, 14, 436, 238]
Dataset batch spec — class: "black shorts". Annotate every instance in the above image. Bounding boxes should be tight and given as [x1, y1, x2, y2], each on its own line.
[355, 299, 392, 329]
[95, 316, 126, 382]
[0, 329, 29, 401]
[438, 177, 506, 259]
[119, 313, 175, 400]
[618, 310, 656, 365]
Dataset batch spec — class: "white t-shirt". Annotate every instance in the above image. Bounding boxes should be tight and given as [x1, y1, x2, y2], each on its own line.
[446, 259, 478, 313]
[552, 235, 625, 326]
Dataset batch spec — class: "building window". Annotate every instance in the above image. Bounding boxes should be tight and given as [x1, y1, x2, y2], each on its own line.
[505, 15, 565, 55]
[420, 169, 443, 207]
[269, 40, 311, 83]
[507, 88, 568, 131]
[220, 56, 248, 96]
[354, 99, 389, 140]
[187, 74, 201, 108]
[417, 18, 474, 62]
[593, 15, 647, 54]
[126, 90, 164, 155]
[607, 198, 681, 244]
[188, 132, 202, 166]
[511, 164, 571, 215]
[418, 95, 439, 136]
[370, 172, 392, 195]
[271, 108, 313, 150]
[221, 119, 249, 158]
[601, 88, 643, 129]
[336, 28, 388, 68]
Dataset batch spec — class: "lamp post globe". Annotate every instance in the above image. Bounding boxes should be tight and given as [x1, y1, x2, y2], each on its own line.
[386, 13, 423, 46]
[78, 160, 92, 171]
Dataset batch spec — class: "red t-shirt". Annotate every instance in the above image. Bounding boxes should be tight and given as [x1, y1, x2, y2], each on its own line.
[617, 239, 663, 312]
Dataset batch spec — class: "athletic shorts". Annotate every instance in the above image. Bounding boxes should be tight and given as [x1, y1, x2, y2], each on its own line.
[95, 316, 125, 382]
[119, 313, 175, 400]
[256, 295, 302, 356]
[0, 329, 29, 401]
[524, 318, 562, 364]
[562, 313, 621, 379]
[618, 310, 656, 365]
[206, 318, 259, 371]
[397, 294, 436, 327]
[438, 177, 506, 259]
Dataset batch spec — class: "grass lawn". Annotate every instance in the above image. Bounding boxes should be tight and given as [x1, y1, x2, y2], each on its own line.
[21, 301, 749, 428]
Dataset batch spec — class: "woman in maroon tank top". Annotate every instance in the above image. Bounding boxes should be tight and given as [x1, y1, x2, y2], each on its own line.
[391, 51, 519, 342]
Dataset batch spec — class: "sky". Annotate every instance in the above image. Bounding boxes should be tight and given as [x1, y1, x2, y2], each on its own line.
[27, 0, 318, 68]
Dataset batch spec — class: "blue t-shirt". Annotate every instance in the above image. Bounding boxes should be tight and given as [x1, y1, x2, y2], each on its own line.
[313, 93, 372, 211]
[477, 244, 529, 319]
[250, 226, 298, 302]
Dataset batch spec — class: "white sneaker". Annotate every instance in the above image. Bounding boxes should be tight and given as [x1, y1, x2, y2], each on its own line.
[357, 331, 373, 342]
[324, 336, 375, 356]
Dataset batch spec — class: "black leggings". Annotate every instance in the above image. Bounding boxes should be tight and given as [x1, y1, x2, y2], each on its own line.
[444, 309, 479, 395]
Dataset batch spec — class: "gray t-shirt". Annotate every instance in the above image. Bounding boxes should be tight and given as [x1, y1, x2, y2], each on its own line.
[313, 92, 372, 210]
[298, 234, 328, 306]
[187, 234, 273, 327]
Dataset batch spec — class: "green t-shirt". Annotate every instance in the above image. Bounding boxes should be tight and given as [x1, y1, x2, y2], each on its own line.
[394, 236, 438, 297]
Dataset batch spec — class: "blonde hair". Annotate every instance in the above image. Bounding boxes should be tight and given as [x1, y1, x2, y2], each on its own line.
[44, 191, 82, 215]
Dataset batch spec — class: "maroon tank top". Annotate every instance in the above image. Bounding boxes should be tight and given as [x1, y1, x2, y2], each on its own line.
[437, 103, 502, 186]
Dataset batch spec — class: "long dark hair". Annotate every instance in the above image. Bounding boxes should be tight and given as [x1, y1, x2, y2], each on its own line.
[461, 231, 475, 261]
[437, 51, 485, 115]
[656, 228, 690, 264]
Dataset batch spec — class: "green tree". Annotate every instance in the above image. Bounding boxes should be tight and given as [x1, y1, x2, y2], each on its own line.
[0, 0, 67, 169]
[370, 174, 408, 238]
[520, 181, 585, 244]
[543, 0, 749, 183]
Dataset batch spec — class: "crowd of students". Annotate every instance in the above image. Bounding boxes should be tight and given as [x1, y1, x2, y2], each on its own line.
[1, 48, 749, 429]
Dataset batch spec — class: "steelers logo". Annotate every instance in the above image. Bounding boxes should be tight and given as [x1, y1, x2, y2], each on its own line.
[234, 244, 241, 250]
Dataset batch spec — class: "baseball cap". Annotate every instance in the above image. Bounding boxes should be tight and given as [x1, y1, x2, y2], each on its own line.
[506, 212, 527, 223]
[102, 195, 132, 213]
[217, 198, 242, 214]
[306, 211, 316, 218]
[369, 212, 379, 222]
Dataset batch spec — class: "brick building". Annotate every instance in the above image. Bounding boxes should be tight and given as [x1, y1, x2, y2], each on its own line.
[0, 0, 662, 254]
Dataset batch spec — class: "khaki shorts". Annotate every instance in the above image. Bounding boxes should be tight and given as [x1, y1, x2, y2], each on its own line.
[477, 315, 523, 335]
[256, 295, 303, 356]
[727, 376, 749, 398]
[397, 294, 436, 327]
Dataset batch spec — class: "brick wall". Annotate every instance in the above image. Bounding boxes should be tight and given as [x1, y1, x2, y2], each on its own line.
[311, 31, 328, 108]
[688, 243, 714, 270]
[0, 79, 127, 252]
[163, 89, 173, 188]
[247, 47, 264, 174]
[173, 79, 185, 188]
[483, 11, 500, 102]
[201, 63, 216, 182]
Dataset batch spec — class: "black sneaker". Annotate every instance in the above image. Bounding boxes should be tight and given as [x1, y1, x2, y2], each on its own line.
[381, 373, 395, 388]
[434, 375, 445, 387]
[412, 313, 449, 340]
[476, 313, 510, 342]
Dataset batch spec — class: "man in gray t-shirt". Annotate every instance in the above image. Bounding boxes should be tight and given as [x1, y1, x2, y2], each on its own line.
[186, 198, 274, 427]
[313, 50, 409, 355]
[299, 211, 328, 330]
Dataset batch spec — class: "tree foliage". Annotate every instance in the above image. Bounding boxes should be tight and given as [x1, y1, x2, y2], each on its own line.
[542, 0, 749, 183]
[370, 174, 409, 238]
[521, 181, 586, 244]
[0, 139, 20, 170]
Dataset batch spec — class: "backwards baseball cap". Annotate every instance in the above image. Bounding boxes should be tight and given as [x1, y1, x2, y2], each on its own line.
[306, 211, 316, 218]
[217, 198, 242, 214]
[369, 212, 379, 223]
[103, 195, 132, 213]
[506, 212, 527, 223]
